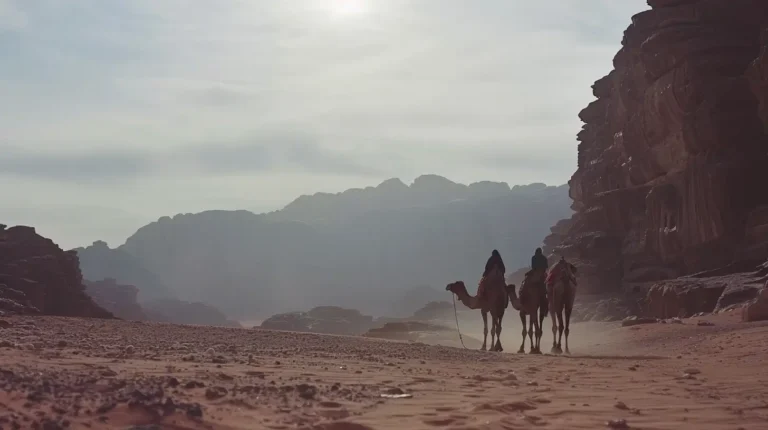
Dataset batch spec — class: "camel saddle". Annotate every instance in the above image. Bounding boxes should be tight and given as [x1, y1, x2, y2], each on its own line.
[477, 267, 505, 301]
[545, 262, 577, 287]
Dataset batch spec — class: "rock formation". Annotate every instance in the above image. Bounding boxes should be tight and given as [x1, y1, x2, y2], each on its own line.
[84, 278, 148, 321]
[546, 1, 768, 301]
[74, 241, 175, 302]
[141, 299, 242, 328]
[742, 282, 768, 321]
[0, 224, 112, 318]
[259, 306, 375, 336]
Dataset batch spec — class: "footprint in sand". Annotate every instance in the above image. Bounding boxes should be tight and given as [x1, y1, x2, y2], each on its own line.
[422, 417, 463, 426]
[434, 406, 457, 412]
[474, 401, 538, 414]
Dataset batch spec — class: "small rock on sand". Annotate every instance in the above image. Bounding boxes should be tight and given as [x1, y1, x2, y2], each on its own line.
[607, 418, 629, 429]
[621, 316, 658, 327]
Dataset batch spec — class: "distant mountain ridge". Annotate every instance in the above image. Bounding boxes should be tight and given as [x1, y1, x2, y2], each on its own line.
[75, 175, 572, 318]
[270, 175, 556, 224]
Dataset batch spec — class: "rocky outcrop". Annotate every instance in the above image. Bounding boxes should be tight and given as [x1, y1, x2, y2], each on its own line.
[643, 260, 766, 318]
[83, 278, 243, 327]
[0, 224, 112, 318]
[74, 241, 174, 302]
[742, 283, 768, 321]
[84, 278, 147, 321]
[259, 306, 375, 336]
[546, 1, 768, 294]
[571, 294, 643, 322]
[142, 299, 241, 328]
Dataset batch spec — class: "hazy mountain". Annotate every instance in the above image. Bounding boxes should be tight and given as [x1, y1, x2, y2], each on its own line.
[74, 240, 175, 302]
[75, 175, 571, 317]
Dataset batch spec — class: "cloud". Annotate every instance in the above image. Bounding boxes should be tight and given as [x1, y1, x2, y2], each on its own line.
[0, 146, 151, 183]
[0, 133, 384, 183]
[0, 0, 650, 246]
[182, 133, 384, 177]
[0, 0, 27, 32]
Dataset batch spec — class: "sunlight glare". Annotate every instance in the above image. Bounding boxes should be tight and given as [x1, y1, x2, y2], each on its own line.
[328, 0, 367, 18]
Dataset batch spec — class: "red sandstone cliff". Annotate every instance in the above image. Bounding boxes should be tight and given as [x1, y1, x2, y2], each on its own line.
[548, 0, 768, 302]
[0, 224, 113, 318]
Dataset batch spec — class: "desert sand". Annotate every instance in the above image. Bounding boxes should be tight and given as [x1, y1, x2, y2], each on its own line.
[1, 313, 767, 430]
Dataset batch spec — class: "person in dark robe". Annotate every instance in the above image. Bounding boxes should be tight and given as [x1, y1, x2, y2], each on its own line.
[525, 248, 549, 282]
[524, 248, 550, 306]
[478, 249, 506, 300]
[483, 249, 506, 278]
[531, 248, 548, 273]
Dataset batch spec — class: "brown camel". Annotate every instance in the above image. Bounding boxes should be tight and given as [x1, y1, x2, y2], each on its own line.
[505, 275, 547, 354]
[445, 267, 508, 352]
[546, 257, 578, 355]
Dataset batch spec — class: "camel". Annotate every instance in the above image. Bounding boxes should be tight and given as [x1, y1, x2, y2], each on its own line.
[445, 267, 508, 352]
[505, 274, 548, 354]
[546, 257, 578, 355]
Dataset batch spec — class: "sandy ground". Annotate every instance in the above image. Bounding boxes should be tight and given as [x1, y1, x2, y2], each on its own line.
[1, 312, 767, 430]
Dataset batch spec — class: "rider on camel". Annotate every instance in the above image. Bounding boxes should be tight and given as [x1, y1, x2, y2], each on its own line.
[479, 249, 506, 299]
[483, 249, 506, 279]
[526, 248, 549, 284]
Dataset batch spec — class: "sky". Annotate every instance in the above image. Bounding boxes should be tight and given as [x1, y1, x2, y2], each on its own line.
[0, 0, 648, 249]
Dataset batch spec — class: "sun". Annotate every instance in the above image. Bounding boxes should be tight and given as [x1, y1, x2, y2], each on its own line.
[328, 0, 367, 18]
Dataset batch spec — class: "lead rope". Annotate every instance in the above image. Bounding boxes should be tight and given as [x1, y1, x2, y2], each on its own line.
[451, 293, 469, 349]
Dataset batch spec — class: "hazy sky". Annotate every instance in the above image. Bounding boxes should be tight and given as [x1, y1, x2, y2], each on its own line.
[0, 0, 647, 248]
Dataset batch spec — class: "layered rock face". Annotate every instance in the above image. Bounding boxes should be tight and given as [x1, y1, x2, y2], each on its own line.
[550, 0, 768, 294]
[0, 225, 112, 318]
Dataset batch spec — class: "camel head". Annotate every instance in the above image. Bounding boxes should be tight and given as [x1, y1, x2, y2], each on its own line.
[505, 283, 522, 311]
[445, 281, 468, 297]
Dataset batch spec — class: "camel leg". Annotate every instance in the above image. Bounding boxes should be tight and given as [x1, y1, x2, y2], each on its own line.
[489, 313, 495, 351]
[548, 285, 558, 354]
[538, 309, 547, 352]
[537, 308, 545, 353]
[489, 314, 497, 352]
[530, 312, 541, 354]
[494, 315, 503, 352]
[527, 315, 535, 354]
[518, 312, 526, 354]
[564, 302, 573, 355]
[549, 306, 558, 354]
[556, 310, 564, 353]
[481, 310, 488, 351]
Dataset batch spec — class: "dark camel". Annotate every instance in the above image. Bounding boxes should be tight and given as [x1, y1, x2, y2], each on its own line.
[446, 267, 508, 352]
[505, 274, 548, 354]
[546, 257, 578, 355]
